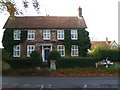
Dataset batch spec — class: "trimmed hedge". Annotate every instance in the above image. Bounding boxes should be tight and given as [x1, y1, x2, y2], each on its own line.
[4, 57, 42, 68]
[56, 57, 96, 69]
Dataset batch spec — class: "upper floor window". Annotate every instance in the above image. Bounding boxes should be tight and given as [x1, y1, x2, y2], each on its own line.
[13, 45, 20, 57]
[57, 30, 64, 40]
[57, 45, 65, 56]
[27, 45, 35, 57]
[71, 30, 78, 40]
[14, 30, 21, 40]
[27, 30, 35, 40]
[43, 30, 50, 40]
[71, 45, 78, 56]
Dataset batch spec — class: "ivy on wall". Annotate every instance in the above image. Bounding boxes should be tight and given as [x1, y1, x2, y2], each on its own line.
[2, 29, 27, 56]
[64, 29, 91, 57]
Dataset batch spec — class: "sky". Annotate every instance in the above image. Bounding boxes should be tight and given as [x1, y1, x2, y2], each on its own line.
[0, 0, 119, 48]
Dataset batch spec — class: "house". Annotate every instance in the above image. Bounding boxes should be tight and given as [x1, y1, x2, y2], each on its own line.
[90, 38, 118, 50]
[3, 7, 87, 62]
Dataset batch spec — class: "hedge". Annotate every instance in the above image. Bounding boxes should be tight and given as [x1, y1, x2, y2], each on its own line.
[4, 58, 40, 68]
[56, 57, 96, 69]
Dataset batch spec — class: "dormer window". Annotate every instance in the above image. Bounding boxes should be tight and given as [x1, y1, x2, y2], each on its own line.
[13, 30, 21, 40]
[27, 30, 35, 40]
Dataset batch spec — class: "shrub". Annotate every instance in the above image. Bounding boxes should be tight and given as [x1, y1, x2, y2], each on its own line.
[2, 49, 12, 60]
[30, 51, 43, 67]
[48, 51, 61, 67]
[56, 57, 96, 69]
[2, 61, 11, 70]
[4, 58, 31, 68]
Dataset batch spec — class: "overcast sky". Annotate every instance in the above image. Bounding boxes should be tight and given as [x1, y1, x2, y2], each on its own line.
[0, 0, 119, 48]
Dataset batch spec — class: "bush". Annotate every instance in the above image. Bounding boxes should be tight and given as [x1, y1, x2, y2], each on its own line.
[56, 57, 96, 69]
[30, 51, 43, 67]
[4, 58, 31, 68]
[2, 49, 12, 60]
[48, 51, 61, 67]
[2, 61, 11, 70]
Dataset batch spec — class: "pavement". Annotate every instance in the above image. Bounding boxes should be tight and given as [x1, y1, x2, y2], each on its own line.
[1, 76, 120, 90]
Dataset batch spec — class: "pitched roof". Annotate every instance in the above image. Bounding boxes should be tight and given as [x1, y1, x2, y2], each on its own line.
[3, 16, 87, 29]
[90, 41, 111, 47]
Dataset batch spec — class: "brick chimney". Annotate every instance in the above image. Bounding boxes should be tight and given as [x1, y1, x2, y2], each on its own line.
[78, 6, 82, 17]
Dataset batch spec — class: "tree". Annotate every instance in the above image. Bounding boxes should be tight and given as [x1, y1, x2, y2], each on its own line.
[89, 44, 119, 62]
[0, 0, 40, 17]
[78, 29, 91, 56]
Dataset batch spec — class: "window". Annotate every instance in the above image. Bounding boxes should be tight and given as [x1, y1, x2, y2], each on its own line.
[57, 30, 64, 40]
[27, 45, 35, 57]
[27, 30, 35, 40]
[14, 30, 21, 40]
[43, 30, 50, 40]
[57, 45, 65, 56]
[71, 45, 78, 56]
[13, 45, 20, 57]
[71, 30, 78, 40]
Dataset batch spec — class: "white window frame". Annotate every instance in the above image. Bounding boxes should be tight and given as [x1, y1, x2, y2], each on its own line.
[27, 30, 35, 40]
[57, 30, 64, 40]
[71, 30, 78, 40]
[71, 45, 78, 56]
[43, 30, 51, 40]
[27, 45, 35, 57]
[13, 45, 20, 57]
[57, 45, 65, 56]
[13, 30, 21, 40]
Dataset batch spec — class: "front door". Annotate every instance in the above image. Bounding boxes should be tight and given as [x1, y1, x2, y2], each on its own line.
[44, 47, 50, 61]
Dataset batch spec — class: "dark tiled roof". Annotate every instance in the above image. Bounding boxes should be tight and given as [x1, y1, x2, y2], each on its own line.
[3, 16, 87, 29]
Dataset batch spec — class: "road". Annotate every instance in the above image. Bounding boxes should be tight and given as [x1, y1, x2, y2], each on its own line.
[1, 76, 120, 89]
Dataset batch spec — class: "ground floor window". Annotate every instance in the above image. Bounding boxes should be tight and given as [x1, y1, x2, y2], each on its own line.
[27, 45, 35, 57]
[71, 45, 78, 56]
[57, 45, 65, 56]
[13, 45, 20, 57]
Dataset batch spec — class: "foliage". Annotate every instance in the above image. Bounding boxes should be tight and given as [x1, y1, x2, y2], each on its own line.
[48, 51, 61, 61]
[2, 48, 12, 60]
[100, 67, 119, 74]
[30, 51, 43, 67]
[88, 44, 119, 62]
[0, 0, 40, 16]
[4, 56, 42, 68]
[2, 29, 27, 56]
[64, 29, 91, 57]
[47, 51, 61, 67]
[56, 57, 96, 69]
[2, 61, 11, 70]
[78, 29, 91, 56]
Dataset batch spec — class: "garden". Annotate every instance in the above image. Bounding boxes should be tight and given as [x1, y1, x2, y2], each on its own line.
[2, 45, 120, 76]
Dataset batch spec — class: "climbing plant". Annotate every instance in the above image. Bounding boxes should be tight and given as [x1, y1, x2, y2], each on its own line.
[64, 29, 91, 57]
[2, 29, 27, 56]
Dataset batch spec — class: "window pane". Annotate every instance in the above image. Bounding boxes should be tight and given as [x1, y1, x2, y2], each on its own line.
[71, 45, 78, 56]
[27, 45, 35, 57]
[57, 30, 64, 40]
[43, 30, 50, 40]
[13, 45, 20, 57]
[14, 30, 21, 40]
[27, 30, 35, 40]
[71, 30, 78, 40]
[57, 45, 65, 56]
